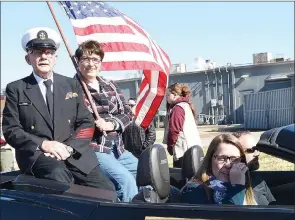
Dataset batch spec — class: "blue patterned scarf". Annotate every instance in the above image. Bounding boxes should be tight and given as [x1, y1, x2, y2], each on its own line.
[207, 176, 231, 204]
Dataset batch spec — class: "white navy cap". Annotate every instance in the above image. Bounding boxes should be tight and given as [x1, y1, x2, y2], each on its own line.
[21, 27, 61, 51]
[128, 99, 136, 106]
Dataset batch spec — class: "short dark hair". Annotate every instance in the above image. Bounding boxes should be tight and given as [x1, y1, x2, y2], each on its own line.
[75, 40, 104, 61]
[232, 130, 251, 138]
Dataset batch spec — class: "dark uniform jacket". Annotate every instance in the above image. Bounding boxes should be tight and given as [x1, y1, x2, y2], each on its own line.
[2, 73, 98, 175]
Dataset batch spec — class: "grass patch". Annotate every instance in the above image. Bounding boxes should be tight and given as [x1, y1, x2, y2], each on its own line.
[258, 153, 294, 171]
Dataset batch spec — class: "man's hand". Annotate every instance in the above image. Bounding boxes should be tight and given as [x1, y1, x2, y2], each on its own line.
[95, 118, 115, 132]
[41, 141, 71, 161]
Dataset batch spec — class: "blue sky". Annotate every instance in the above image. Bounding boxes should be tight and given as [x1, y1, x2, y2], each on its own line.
[1, 1, 294, 88]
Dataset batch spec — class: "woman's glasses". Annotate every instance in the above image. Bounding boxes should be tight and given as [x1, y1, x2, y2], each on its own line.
[80, 57, 101, 64]
[213, 155, 242, 164]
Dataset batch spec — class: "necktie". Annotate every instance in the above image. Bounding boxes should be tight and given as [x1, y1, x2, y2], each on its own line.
[43, 79, 53, 118]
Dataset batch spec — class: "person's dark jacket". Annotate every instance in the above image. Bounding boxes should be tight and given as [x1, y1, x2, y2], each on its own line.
[2, 73, 97, 175]
[122, 120, 156, 158]
[251, 174, 276, 205]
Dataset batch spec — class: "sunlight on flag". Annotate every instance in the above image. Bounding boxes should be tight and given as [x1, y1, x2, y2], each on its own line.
[59, 1, 171, 129]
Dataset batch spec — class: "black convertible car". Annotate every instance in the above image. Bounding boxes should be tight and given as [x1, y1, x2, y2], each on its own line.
[1, 124, 294, 220]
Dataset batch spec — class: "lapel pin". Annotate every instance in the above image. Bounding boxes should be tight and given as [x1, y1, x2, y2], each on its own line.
[65, 92, 73, 100]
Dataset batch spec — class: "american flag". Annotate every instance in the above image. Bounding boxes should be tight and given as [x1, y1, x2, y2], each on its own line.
[59, 1, 171, 129]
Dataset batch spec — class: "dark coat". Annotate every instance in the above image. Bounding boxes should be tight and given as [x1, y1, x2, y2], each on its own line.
[122, 120, 156, 158]
[2, 73, 98, 174]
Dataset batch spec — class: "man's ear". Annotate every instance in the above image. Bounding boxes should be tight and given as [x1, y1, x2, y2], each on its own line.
[53, 54, 58, 63]
[25, 55, 31, 65]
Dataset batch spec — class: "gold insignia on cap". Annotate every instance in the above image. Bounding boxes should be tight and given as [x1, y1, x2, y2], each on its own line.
[31, 125, 35, 129]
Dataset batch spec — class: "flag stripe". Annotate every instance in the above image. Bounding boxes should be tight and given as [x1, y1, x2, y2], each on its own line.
[101, 51, 156, 63]
[60, 1, 171, 129]
[75, 32, 151, 47]
[71, 16, 126, 27]
[101, 42, 150, 53]
[140, 71, 167, 128]
[101, 61, 163, 72]
[123, 18, 158, 64]
[138, 77, 148, 95]
[124, 15, 170, 68]
[135, 73, 153, 123]
[74, 24, 135, 36]
[124, 17, 167, 73]
[135, 70, 167, 128]
[124, 17, 149, 41]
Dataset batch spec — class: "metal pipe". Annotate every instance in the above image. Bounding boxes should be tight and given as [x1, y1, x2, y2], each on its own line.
[231, 69, 236, 124]
[207, 73, 210, 120]
[135, 80, 139, 95]
[215, 72, 218, 124]
[220, 72, 224, 118]
[228, 71, 231, 120]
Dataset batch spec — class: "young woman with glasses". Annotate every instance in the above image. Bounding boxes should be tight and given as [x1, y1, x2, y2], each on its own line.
[181, 133, 257, 205]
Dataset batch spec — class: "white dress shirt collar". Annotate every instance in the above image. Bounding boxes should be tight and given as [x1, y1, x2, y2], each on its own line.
[32, 71, 54, 103]
[33, 71, 54, 84]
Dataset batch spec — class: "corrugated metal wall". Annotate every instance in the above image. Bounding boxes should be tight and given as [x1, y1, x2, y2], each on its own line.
[244, 87, 294, 129]
[115, 61, 294, 124]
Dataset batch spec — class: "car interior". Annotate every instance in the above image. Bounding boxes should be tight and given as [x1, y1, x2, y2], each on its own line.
[0, 125, 294, 206]
[253, 124, 295, 205]
[132, 144, 170, 203]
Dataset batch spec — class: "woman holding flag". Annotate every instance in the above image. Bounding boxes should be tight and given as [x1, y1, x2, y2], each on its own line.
[74, 40, 139, 202]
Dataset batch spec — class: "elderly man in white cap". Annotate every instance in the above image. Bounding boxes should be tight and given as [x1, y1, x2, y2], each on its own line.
[2, 27, 116, 193]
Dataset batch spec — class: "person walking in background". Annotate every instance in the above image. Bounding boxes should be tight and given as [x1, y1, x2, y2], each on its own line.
[122, 98, 156, 158]
[163, 83, 202, 168]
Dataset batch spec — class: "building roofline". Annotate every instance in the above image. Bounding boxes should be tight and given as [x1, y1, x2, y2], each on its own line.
[229, 60, 294, 70]
[115, 60, 294, 82]
[171, 60, 295, 76]
[287, 72, 294, 77]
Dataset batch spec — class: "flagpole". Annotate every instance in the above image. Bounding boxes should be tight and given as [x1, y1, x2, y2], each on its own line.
[46, 1, 104, 127]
